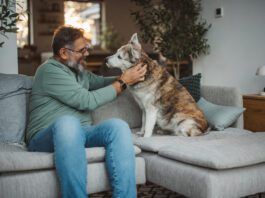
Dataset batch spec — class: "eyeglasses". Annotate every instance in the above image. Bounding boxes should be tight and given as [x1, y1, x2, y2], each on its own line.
[64, 44, 92, 55]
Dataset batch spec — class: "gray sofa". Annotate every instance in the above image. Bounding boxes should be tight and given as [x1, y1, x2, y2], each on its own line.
[0, 74, 146, 198]
[1, 73, 265, 198]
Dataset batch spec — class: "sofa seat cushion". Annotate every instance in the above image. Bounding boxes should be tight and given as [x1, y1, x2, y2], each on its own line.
[0, 143, 141, 172]
[133, 128, 251, 153]
[157, 131, 265, 170]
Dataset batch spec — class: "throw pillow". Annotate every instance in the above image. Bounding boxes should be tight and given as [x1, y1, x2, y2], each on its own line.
[0, 73, 32, 144]
[179, 73, 201, 102]
[197, 97, 245, 131]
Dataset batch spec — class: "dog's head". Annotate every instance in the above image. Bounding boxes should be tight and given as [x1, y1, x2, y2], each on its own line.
[105, 33, 142, 71]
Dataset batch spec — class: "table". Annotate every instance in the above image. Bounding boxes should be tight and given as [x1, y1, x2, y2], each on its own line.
[243, 94, 265, 132]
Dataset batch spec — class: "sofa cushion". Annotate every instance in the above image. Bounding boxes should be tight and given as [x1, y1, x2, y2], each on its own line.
[0, 143, 141, 172]
[92, 90, 142, 128]
[133, 128, 251, 153]
[197, 97, 245, 130]
[0, 74, 33, 144]
[179, 73, 201, 102]
[142, 154, 265, 198]
[0, 73, 32, 98]
[157, 131, 265, 170]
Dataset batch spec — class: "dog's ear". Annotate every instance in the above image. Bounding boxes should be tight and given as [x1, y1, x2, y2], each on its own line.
[130, 47, 141, 60]
[129, 33, 141, 50]
[130, 33, 139, 44]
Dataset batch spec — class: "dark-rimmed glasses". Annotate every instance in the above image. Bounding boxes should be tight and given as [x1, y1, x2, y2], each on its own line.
[64, 44, 92, 56]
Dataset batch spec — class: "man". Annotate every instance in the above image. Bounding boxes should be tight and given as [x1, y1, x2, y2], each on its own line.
[26, 25, 147, 198]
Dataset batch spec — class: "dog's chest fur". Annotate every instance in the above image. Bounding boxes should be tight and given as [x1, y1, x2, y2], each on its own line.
[129, 57, 160, 110]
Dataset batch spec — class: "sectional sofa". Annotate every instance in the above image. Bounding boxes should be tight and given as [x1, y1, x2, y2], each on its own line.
[1, 73, 265, 198]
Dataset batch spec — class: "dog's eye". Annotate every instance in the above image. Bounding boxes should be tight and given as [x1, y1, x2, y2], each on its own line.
[117, 55, 122, 59]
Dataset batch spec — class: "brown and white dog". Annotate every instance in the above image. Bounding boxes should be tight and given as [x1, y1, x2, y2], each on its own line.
[106, 33, 208, 137]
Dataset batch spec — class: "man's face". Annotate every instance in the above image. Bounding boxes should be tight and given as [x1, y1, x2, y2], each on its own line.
[64, 37, 90, 71]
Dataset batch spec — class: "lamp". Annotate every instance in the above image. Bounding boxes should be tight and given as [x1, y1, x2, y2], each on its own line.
[256, 65, 265, 96]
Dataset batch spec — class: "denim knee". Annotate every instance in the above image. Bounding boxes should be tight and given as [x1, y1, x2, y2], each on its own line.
[52, 115, 84, 143]
[106, 118, 129, 128]
[103, 118, 132, 142]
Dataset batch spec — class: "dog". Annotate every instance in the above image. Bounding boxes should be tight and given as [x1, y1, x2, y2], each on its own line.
[106, 33, 208, 137]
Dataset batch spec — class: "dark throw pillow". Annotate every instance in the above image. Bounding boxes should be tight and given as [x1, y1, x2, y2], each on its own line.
[179, 73, 201, 102]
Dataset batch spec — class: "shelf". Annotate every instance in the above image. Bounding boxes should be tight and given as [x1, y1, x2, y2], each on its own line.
[38, 9, 61, 13]
[38, 21, 62, 24]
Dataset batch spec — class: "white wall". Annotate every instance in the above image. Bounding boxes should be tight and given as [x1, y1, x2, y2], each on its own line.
[0, 34, 18, 74]
[194, 0, 265, 94]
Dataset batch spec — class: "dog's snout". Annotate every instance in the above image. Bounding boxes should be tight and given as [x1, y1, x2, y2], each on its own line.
[104, 57, 110, 68]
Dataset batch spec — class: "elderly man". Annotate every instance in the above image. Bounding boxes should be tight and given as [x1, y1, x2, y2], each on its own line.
[26, 25, 146, 198]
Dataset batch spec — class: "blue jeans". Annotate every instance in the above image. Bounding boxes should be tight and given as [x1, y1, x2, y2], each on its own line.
[28, 116, 136, 198]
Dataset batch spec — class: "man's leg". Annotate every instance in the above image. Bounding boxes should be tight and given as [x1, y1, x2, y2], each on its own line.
[84, 118, 136, 198]
[28, 115, 87, 198]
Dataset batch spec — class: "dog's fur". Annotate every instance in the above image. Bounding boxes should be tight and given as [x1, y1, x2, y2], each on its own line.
[106, 33, 208, 137]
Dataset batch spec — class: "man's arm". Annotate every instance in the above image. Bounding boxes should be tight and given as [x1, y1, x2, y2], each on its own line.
[85, 72, 117, 90]
[42, 68, 116, 111]
[87, 63, 147, 92]
[41, 62, 146, 111]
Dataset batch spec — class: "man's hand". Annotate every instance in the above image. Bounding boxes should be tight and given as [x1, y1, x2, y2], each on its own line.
[120, 63, 147, 85]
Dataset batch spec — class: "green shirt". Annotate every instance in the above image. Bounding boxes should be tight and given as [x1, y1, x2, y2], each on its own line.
[26, 58, 117, 144]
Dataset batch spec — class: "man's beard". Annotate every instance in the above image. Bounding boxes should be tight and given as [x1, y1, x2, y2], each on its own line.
[66, 60, 85, 72]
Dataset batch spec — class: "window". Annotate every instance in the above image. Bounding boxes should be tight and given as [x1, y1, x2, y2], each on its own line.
[16, 0, 29, 48]
[64, 1, 101, 46]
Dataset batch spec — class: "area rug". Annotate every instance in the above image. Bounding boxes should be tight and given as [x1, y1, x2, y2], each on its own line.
[90, 182, 265, 198]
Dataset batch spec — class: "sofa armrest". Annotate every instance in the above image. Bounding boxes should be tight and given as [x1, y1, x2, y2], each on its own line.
[201, 85, 243, 129]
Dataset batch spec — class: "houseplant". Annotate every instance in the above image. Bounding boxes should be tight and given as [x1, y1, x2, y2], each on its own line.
[131, 0, 211, 79]
[0, 0, 24, 47]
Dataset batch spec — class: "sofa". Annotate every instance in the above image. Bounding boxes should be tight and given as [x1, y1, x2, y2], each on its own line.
[1, 73, 265, 198]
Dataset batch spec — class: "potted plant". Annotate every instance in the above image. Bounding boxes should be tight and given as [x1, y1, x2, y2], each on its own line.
[0, 0, 25, 47]
[131, 0, 211, 79]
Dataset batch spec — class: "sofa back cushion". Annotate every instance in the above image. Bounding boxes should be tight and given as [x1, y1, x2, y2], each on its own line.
[0, 73, 32, 144]
[92, 90, 142, 129]
[179, 73, 201, 102]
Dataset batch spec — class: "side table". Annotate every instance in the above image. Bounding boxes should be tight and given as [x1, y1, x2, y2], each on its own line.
[243, 94, 265, 132]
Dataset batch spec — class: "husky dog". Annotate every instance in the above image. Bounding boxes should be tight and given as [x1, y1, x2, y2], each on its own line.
[106, 33, 208, 137]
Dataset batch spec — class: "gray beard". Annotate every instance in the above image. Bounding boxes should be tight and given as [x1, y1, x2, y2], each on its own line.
[66, 60, 85, 72]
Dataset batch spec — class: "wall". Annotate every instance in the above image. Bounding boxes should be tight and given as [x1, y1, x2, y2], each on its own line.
[0, 34, 18, 74]
[194, 0, 265, 94]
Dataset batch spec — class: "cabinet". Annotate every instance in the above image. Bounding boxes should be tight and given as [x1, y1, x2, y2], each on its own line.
[18, 56, 41, 76]
[243, 94, 265, 132]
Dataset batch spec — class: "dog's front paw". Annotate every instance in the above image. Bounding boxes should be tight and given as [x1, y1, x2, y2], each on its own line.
[136, 131, 145, 137]
[143, 133, 152, 138]
[156, 129, 164, 135]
